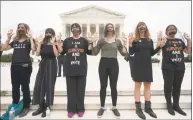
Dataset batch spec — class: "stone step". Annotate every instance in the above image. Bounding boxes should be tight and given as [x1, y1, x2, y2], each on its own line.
[0, 90, 191, 96]
[1, 95, 191, 110]
[1, 109, 191, 119]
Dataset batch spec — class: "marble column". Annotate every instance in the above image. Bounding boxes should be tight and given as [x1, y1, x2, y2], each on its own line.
[87, 24, 90, 37]
[70, 24, 72, 37]
[96, 24, 99, 34]
[119, 24, 123, 38]
[62, 23, 66, 39]
[80, 24, 83, 36]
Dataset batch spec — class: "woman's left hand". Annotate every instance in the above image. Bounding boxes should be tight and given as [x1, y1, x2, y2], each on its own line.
[121, 32, 127, 46]
[184, 33, 191, 41]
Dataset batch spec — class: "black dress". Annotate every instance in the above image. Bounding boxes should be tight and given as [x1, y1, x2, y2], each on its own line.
[129, 38, 160, 82]
[32, 44, 57, 106]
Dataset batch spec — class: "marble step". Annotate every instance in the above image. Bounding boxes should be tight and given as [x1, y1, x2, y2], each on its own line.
[1, 90, 191, 96]
[0, 109, 191, 119]
[1, 95, 191, 110]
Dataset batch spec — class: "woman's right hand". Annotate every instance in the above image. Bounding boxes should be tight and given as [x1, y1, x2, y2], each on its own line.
[159, 36, 167, 48]
[128, 32, 134, 47]
[38, 35, 44, 44]
[87, 32, 99, 43]
[7, 29, 14, 39]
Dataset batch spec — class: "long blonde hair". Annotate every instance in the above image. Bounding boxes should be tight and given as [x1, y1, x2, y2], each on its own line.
[14, 23, 30, 42]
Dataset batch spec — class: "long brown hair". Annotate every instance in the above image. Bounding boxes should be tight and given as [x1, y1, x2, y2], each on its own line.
[43, 28, 56, 44]
[104, 23, 115, 37]
[134, 22, 151, 40]
[14, 23, 30, 41]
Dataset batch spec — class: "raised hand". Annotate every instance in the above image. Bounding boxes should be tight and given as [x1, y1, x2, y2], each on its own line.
[87, 32, 99, 43]
[121, 32, 127, 46]
[128, 32, 134, 46]
[160, 36, 167, 48]
[184, 33, 191, 40]
[56, 39, 63, 46]
[37, 34, 44, 44]
[156, 31, 163, 47]
[157, 31, 163, 40]
[51, 37, 56, 44]
[26, 30, 33, 38]
[7, 29, 14, 39]
[56, 32, 62, 41]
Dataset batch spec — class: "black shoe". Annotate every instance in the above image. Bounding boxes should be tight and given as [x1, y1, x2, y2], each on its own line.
[167, 103, 175, 115]
[135, 102, 146, 120]
[19, 108, 30, 117]
[41, 111, 46, 118]
[32, 106, 43, 116]
[144, 101, 157, 118]
[97, 108, 105, 118]
[173, 104, 187, 116]
[111, 107, 120, 118]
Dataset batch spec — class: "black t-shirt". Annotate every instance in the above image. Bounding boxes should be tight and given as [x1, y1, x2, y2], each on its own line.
[61, 37, 92, 76]
[162, 38, 186, 71]
[10, 40, 32, 65]
[40, 44, 58, 59]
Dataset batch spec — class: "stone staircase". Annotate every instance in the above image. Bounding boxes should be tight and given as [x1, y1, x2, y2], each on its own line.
[1, 90, 191, 119]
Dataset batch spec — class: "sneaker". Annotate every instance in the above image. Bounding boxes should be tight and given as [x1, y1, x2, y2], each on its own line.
[78, 112, 85, 117]
[46, 107, 51, 116]
[112, 107, 120, 118]
[67, 112, 75, 118]
[97, 108, 105, 118]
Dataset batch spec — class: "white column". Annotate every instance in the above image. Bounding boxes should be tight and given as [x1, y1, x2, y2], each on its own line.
[62, 23, 66, 39]
[96, 24, 99, 34]
[87, 24, 90, 37]
[70, 24, 72, 37]
[119, 24, 123, 38]
[80, 24, 83, 37]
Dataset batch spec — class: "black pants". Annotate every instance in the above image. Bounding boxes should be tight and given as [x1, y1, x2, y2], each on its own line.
[0, 51, 3, 56]
[162, 69, 185, 104]
[58, 59, 65, 76]
[11, 64, 32, 108]
[99, 58, 119, 107]
[66, 76, 86, 113]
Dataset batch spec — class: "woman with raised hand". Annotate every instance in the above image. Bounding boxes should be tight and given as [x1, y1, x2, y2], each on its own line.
[124, 22, 165, 120]
[1, 23, 36, 117]
[91, 23, 127, 119]
[57, 23, 95, 118]
[160, 25, 191, 116]
[32, 28, 59, 118]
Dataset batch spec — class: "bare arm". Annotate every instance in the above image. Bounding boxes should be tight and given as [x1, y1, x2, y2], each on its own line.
[156, 40, 162, 55]
[184, 39, 191, 54]
[53, 44, 59, 57]
[1, 38, 12, 51]
[36, 43, 41, 56]
[29, 38, 36, 52]
[57, 41, 63, 53]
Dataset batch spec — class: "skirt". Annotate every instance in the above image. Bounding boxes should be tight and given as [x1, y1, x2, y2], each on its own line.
[32, 58, 57, 106]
